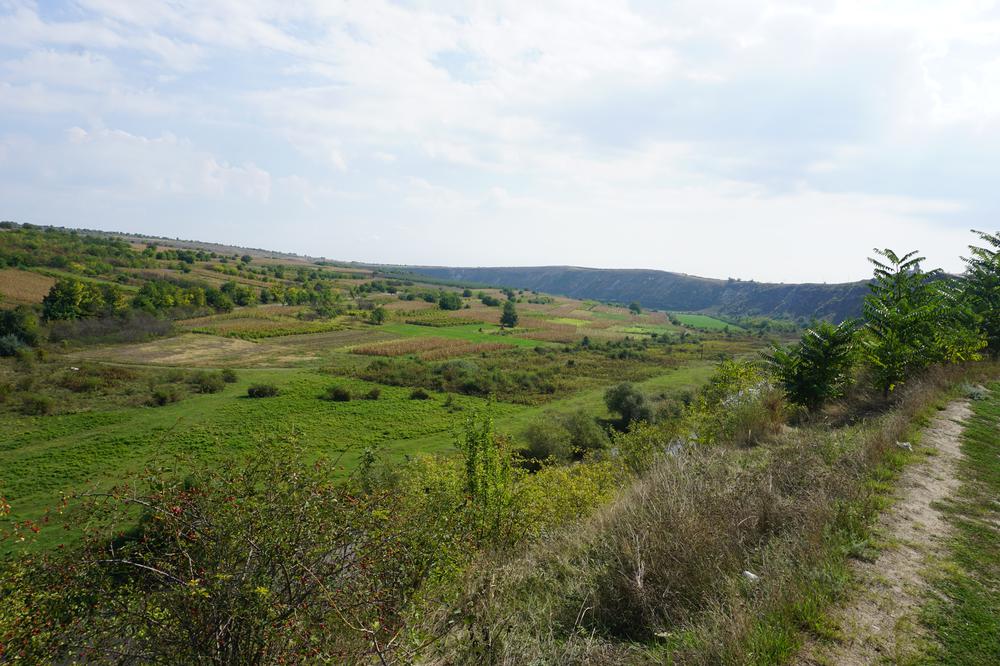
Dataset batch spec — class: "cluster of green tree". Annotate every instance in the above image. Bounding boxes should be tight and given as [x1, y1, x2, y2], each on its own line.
[765, 237, 1000, 410]
[0, 225, 156, 274]
[40, 277, 237, 321]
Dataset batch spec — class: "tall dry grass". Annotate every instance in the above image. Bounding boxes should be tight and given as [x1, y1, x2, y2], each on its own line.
[415, 363, 993, 664]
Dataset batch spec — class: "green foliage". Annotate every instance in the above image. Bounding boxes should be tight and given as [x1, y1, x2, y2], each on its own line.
[188, 371, 225, 394]
[561, 409, 610, 458]
[369, 305, 387, 325]
[1, 447, 425, 663]
[19, 393, 53, 415]
[0, 306, 41, 346]
[150, 386, 182, 406]
[220, 368, 238, 383]
[762, 320, 857, 410]
[455, 410, 515, 543]
[500, 300, 519, 328]
[628, 301, 642, 314]
[322, 385, 352, 402]
[247, 383, 279, 398]
[42, 278, 127, 320]
[520, 419, 573, 463]
[438, 291, 463, 311]
[862, 248, 984, 396]
[0, 334, 27, 358]
[604, 382, 653, 426]
[409, 387, 431, 400]
[961, 229, 1000, 357]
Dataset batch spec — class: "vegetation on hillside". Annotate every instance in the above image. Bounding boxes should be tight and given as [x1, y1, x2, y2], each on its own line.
[1, 225, 999, 664]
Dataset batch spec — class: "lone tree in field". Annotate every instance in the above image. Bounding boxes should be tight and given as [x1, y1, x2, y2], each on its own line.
[628, 301, 642, 315]
[500, 301, 518, 328]
[369, 306, 386, 325]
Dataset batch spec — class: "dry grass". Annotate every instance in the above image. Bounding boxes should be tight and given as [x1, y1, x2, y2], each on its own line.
[416, 364, 992, 665]
[418, 342, 512, 360]
[351, 337, 513, 359]
[0, 269, 56, 306]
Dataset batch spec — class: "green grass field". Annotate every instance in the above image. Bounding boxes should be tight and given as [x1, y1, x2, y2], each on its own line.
[672, 313, 744, 331]
[1, 368, 524, 551]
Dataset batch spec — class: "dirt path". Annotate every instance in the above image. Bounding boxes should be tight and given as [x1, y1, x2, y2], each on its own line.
[798, 399, 972, 666]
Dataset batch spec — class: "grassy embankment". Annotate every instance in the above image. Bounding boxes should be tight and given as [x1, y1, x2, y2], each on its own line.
[418, 365, 994, 664]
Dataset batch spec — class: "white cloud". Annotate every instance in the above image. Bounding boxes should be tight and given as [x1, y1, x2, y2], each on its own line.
[1, 0, 999, 280]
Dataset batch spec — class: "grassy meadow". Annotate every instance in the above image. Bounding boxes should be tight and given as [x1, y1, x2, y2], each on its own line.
[0, 226, 791, 554]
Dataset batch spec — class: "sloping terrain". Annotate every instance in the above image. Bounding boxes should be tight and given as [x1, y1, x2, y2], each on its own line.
[401, 265, 868, 320]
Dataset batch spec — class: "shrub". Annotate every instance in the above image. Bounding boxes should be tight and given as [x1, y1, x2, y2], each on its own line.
[438, 292, 463, 310]
[58, 372, 102, 393]
[20, 393, 53, 415]
[521, 419, 573, 463]
[0, 306, 40, 346]
[561, 409, 610, 457]
[190, 371, 225, 394]
[604, 382, 653, 427]
[762, 319, 857, 410]
[322, 385, 352, 402]
[221, 368, 238, 383]
[0, 333, 26, 357]
[247, 384, 279, 398]
[410, 388, 431, 400]
[150, 387, 182, 406]
[364, 388, 381, 400]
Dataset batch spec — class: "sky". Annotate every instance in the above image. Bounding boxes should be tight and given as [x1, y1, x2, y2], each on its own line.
[2, 1, 1000, 283]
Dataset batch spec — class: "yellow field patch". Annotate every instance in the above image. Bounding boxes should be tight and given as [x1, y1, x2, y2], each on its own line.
[0, 268, 56, 306]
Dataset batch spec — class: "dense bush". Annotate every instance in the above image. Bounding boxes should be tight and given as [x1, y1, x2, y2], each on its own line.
[189, 371, 225, 394]
[1, 447, 432, 664]
[604, 382, 653, 427]
[410, 387, 431, 400]
[762, 319, 857, 410]
[0, 333, 26, 357]
[247, 384, 279, 398]
[19, 393, 53, 415]
[963, 230, 1000, 356]
[364, 387, 381, 400]
[438, 291, 463, 310]
[863, 248, 984, 396]
[220, 368, 238, 383]
[48, 311, 174, 344]
[562, 409, 610, 457]
[322, 385, 352, 402]
[150, 386, 182, 406]
[520, 419, 573, 463]
[0, 306, 41, 346]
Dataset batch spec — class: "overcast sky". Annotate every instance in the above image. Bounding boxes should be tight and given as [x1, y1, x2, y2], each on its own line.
[2, 1, 1000, 282]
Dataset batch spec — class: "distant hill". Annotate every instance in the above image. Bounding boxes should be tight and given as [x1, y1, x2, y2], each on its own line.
[403, 266, 869, 321]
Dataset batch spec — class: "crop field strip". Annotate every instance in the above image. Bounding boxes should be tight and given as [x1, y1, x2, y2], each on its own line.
[0, 268, 56, 306]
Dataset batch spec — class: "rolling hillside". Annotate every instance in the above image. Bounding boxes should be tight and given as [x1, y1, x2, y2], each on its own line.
[403, 265, 869, 321]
